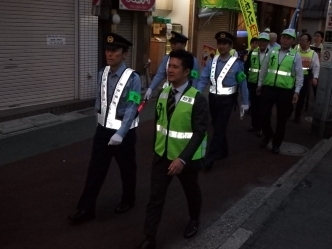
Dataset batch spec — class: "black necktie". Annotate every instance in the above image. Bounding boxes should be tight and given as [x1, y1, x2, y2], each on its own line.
[167, 89, 178, 118]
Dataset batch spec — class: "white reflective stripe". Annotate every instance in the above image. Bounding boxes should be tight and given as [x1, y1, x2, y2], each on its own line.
[302, 67, 310, 70]
[210, 56, 238, 95]
[100, 66, 111, 126]
[251, 51, 258, 55]
[156, 125, 193, 139]
[159, 93, 168, 99]
[268, 69, 291, 76]
[98, 68, 138, 129]
[162, 81, 170, 89]
[249, 68, 259, 72]
[180, 95, 195, 105]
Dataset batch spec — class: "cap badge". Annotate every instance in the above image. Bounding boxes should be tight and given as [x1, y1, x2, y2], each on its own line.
[220, 33, 226, 38]
[107, 36, 114, 43]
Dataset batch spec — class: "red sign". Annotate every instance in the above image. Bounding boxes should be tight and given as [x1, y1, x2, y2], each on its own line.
[119, 0, 156, 11]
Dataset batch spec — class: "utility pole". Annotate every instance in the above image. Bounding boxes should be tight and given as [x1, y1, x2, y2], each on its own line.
[311, 0, 332, 138]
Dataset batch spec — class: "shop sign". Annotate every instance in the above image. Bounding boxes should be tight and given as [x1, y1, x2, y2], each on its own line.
[119, 0, 156, 11]
[200, 0, 241, 10]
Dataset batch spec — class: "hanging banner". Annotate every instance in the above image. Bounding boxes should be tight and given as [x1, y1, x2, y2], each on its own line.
[119, 0, 156, 11]
[238, 0, 259, 46]
[200, 0, 240, 10]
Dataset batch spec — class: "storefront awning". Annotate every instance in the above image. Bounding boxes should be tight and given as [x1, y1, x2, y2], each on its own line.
[200, 0, 241, 10]
[302, 0, 328, 18]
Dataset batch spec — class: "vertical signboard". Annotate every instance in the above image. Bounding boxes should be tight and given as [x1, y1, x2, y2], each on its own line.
[238, 0, 259, 46]
[321, 0, 332, 68]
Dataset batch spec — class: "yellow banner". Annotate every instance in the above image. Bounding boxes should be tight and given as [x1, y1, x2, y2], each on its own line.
[238, 0, 259, 47]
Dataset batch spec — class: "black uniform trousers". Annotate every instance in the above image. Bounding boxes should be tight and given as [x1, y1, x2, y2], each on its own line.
[295, 74, 311, 120]
[144, 156, 202, 237]
[260, 86, 294, 148]
[205, 92, 236, 164]
[248, 82, 261, 130]
[77, 124, 137, 211]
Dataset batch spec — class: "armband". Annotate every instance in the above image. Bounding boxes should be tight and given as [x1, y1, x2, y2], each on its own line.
[191, 70, 199, 79]
[236, 71, 246, 83]
[127, 91, 141, 104]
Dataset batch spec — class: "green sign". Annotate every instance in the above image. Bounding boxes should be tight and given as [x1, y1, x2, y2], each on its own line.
[200, 0, 241, 10]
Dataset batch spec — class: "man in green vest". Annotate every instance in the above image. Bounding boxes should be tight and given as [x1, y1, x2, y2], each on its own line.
[139, 49, 209, 249]
[244, 32, 270, 137]
[256, 28, 303, 154]
[294, 33, 320, 123]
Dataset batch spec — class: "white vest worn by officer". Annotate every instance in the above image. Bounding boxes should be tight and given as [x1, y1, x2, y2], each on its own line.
[98, 66, 139, 129]
[210, 55, 238, 95]
[162, 57, 170, 89]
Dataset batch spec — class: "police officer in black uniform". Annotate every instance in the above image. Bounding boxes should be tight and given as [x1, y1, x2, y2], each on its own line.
[68, 33, 141, 223]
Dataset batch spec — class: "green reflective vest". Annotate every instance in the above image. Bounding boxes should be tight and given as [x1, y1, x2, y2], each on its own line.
[248, 48, 267, 83]
[297, 49, 314, 75]
[155, 86, 207, 161]
[264, 48, 297, 89]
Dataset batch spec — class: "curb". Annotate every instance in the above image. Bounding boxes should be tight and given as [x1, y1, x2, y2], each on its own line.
[185, 137, 332, 249]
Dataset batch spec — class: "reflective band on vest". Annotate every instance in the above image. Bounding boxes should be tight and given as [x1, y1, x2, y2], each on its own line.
[162, 57, 170, 89]
[248, 49, 268, 83]
[298, 49, 314, 75]
[98, 67, 139, 129]
[210, 55, 238, 95]
[264, 48, 296, 89]
[155, 86, 207, 160]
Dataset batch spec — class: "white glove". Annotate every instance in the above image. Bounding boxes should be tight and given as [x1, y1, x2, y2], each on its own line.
[241, 104, 249, 112]
[108, 134, 123, 146]
[144, 88, 153, 100]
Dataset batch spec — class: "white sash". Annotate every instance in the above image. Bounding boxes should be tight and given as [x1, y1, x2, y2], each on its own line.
[210, 55, 238, 95]
[162, 57, 170, 88]
[98, 67, 139, 129]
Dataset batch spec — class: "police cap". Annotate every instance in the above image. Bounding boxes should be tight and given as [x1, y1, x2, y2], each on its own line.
[215, 31, 235, 43]
[104, 32, 133, 50]
[169, 31, 189, 44]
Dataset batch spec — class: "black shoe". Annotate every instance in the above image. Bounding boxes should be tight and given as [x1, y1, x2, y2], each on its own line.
[114, 203, 134, 214]
[138, 237, 156, 249]
[184, 219, 200, 239]
[68, 209, 95, 223]
[271, 146, 280, 154]
[256, 130, 263, 137]
[260, 137, 271, 148]
[247, 127, 258, 132]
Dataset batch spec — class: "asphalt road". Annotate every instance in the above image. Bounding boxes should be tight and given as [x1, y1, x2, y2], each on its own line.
[0, 98, 321, 249]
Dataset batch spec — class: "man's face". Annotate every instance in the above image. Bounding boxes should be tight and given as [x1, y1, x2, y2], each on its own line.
[299, 35, 310, 50]
[280, 35, 294, 49]
[105, 48, 127, 67]
[167, 58, 190, 83]
[314, 33, 323, 44]
[258, 40, 269, 50]
[217, 41, 232, 56]
[251, 41, 258, 50]
[269, 35, 276, 44]
[171, 42, 185, 51]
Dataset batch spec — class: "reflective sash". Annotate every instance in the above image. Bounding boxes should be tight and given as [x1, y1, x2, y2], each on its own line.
[210, 55, 237, 95]
[98, 67, 139, 129]
[162, 57, 170, 88]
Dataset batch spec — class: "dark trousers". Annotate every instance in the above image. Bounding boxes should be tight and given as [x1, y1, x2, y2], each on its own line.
[77, 125, 137, 211]
[295, 75, 311, 120]
[205, 93, 236, 164]
[260, 86, 294, 147]
[248, 82, 261, 129]
[144, 156, 202, 237]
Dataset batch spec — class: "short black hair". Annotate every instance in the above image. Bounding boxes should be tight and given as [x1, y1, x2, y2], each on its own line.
[314, 31, 324, 39]
[250, 37, 258, 44]
[300, 33, 312, 42]
[169, 49, 194, 71]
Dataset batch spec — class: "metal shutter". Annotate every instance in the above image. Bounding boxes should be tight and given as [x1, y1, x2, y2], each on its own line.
[116, 10, 133, 68]
[196, 12, 231, 70]
[0, 0, 75, 111]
